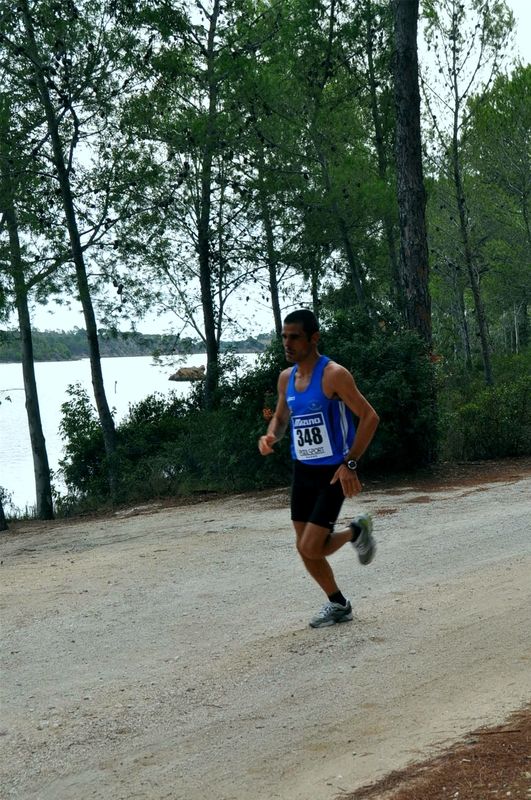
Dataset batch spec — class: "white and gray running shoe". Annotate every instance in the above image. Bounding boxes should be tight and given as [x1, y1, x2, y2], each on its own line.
[309, 600, 353, 628]
[350, 513, 376, 565]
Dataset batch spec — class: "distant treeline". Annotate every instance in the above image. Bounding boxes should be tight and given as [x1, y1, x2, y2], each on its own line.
[0, 328, 272, 363]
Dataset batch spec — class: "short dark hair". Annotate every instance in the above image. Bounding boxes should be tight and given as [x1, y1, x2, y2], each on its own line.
[284, 309, 319, 339]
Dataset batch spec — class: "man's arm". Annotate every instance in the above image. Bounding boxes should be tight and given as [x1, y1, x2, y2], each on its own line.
[258, 369, 292, 455]
[325, 363, 380, 497]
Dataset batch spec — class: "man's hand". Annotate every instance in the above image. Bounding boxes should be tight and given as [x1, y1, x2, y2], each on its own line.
[258, 433, 277, 455]
[331, 463, 362, 499]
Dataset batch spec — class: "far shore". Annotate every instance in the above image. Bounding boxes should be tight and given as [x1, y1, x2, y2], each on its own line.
[0, 348, 264, 365]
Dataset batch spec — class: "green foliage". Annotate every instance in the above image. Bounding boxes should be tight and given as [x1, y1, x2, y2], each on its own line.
[0, 486, 16, 517]
[58, 383, 107, 501]
[320, 312, 439, 470]
[437, 349, 531, 461]
[57, 320, 442, 511]
[57, 342, 291, 510]
[110, 341, 293, 498]
[441, 375, 531, 461]
[109, 392, 193, 499]
[214, 338, 294, 482]
[492, 351, 531, 384]
[57, 324, 531, 514]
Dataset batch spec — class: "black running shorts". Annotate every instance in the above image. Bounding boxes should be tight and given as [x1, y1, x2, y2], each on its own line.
[290, 460, 345, 531]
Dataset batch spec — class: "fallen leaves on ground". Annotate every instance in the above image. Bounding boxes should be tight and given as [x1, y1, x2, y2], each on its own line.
[343, 706, 531, 800]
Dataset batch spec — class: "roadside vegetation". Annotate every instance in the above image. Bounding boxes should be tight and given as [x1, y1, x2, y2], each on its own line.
[46, 312, 531, 517]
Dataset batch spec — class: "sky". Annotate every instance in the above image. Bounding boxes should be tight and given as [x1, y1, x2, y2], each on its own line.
[508, 0, 531, 65]
[23, 0, 531, 338]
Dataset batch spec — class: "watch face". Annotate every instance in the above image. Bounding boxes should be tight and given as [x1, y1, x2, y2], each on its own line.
[347, 459, 357, 470]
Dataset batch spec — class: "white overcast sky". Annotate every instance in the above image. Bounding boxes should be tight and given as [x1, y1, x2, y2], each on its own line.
[27, 0, 531, 336]
[508, 0, 531, 66]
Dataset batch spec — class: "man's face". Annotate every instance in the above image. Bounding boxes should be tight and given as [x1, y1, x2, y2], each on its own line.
[281, 323, 318, 363]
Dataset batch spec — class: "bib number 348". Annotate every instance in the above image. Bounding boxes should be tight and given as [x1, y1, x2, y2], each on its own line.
[296, 427, 323, 447]
[292, 413, 333, 460]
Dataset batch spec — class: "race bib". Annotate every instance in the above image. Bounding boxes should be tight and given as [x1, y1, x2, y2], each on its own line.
[292, 412, 333, 461]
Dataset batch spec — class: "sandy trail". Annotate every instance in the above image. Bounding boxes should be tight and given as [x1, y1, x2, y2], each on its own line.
[1, 465, 530, 800]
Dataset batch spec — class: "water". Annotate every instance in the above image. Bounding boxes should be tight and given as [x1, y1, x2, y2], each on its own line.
[0, 353, 257, 511]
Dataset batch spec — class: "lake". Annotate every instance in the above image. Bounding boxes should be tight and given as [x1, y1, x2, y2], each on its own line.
[0, 353, 257, 512]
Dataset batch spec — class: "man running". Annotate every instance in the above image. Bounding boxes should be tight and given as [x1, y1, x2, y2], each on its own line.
[258, 309, 379, 628]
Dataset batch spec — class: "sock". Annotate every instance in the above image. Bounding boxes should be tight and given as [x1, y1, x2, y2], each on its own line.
[351, 522, 361, 542]
[328, 590, 347, 607]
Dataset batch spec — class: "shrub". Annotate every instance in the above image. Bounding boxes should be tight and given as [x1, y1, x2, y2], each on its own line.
[58, 383, 107, 499]
[442, 375, 531, 461]
[321, 312, 439, 470]
[57, 320, 440, 510]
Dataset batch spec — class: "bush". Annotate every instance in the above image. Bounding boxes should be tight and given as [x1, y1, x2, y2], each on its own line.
[57, 319, 440, 510]
[57, 350, 293, 509]
[441, 375, 531, 461]
[58, 383, 107, 500]
[321, 312, 439, 470]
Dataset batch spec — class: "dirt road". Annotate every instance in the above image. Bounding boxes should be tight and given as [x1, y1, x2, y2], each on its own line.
[1, 461, 531, 800]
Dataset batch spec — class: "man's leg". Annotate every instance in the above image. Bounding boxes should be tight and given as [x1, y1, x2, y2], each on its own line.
[293, 520, 355, 627]
[293, 520, 352, 595]
[290, 463, 367, 625]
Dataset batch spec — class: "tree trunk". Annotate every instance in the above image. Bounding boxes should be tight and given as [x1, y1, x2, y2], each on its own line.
[21, 0, 119, 489]
[4, 207, 55, 519]
[447, 3, 493, 384]
[391, 0, 432, 348]
[0, 498, 8, 531]
[257, 159, 282, 336]
[452, 135, 494, 385]
[520, 302, 530, 348]
[450, 269, 472, 370]
[458, 298, 473, 372]
[513, 304, 520, 355]
[310, 258, 320, 322]
[307, 0, 367, 311]
[17, 290, 54, 518]
[336, 210, 366, 310]
[364, 0, 403, 314]
[198, 0, 222, 407]
[0, 116, 54, 519]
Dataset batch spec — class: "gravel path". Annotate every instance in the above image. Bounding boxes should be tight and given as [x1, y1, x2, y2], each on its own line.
[1, 463, 530, 800]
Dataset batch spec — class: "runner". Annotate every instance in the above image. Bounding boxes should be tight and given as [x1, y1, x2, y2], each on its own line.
[258, 309, 380, 627]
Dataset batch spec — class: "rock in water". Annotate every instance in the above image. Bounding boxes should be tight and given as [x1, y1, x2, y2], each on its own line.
[169, 365, 206, 382]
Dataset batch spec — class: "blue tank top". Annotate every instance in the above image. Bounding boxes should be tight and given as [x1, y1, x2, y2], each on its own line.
[286, 355, 355, 465]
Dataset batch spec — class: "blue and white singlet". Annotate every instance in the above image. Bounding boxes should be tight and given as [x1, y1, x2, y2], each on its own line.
[286, 355, 355, 465]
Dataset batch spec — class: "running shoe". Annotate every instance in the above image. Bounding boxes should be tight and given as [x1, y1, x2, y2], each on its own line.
[350, 513, 375, 565]
[309, 600, 353, 628]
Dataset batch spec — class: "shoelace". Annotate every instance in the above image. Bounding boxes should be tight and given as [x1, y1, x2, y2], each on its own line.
[317, 602, 349, 617]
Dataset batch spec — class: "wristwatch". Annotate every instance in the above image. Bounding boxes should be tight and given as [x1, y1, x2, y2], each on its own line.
[343, 458, 358, 471]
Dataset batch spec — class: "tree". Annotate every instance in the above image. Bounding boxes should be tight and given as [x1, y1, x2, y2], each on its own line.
[0, 106, 54, 518]
[0, 0, 149, 495]
[278, 0, 372, 310]
[427, 178, 475, 369]
[18, 0, 119, 478]
[360, 0, 402, 311]
[236, 0, 391, 318]
[0, 394, 10, 529]
[0, 56, 72, 517]
[421, 0, 514, 382]
[466, 65, 531, 353]
[113, 0, 280, 407]
[391, 0, 432, 348]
